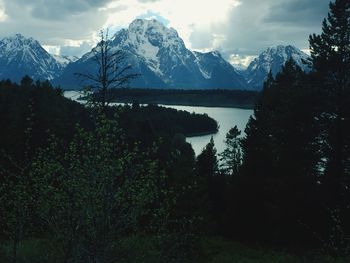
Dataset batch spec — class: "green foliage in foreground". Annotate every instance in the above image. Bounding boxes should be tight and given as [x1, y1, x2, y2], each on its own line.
[0, 77, 209, 262]
[1, 236, 349, 263]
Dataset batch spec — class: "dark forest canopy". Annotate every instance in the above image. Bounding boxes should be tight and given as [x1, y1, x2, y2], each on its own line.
[88, 88, 259, 109]
[0, 78, 217, 163]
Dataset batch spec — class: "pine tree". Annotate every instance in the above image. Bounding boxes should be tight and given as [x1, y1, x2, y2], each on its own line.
[196, 137, 218, 179]
[219, 126, 242, 177]
[195, 138, 219, 227]
[309, 0, 350, 202]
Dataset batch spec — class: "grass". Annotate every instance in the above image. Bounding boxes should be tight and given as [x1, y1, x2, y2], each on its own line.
[198, 237, 350, 263]
[1, 236, 349, 262]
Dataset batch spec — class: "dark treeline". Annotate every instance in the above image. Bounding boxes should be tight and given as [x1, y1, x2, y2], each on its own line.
[0, 0, 349, 262]
[0, 77, 93, 166]
[118, 103, 218, 141]
[91, 88, 259, 109]
[204, 0, 350, 256]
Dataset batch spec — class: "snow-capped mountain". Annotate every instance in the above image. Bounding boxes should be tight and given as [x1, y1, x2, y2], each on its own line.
[245, 45, 310, 89]
[0, 28, 311, 90]
[55, 19, 246, 90]
[0, 34, 65, 82]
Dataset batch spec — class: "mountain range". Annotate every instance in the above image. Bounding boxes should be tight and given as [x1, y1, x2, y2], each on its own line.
[0, 19, 310, 90]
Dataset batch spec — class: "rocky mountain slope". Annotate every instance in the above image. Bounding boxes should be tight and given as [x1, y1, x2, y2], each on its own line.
[245, 45, 310, 89]
[0, 34, 65, 82]
[55, 19, 246, 90]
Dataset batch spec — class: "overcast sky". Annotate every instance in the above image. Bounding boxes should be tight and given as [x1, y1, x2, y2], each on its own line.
[0, 0, 331, 65]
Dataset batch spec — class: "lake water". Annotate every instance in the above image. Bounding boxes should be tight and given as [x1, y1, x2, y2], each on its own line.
[63, 91, 254, 156]
[162, 105, 253, 155]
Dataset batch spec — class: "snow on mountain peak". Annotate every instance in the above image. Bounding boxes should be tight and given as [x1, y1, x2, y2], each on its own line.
[0, 34, 65, 82]
[113, 19, 184, 52]
[0, 34, 41, 54]
[56, 19, 246, 89]
[245, 45, 310, 89]
[111, 18, 188, 76]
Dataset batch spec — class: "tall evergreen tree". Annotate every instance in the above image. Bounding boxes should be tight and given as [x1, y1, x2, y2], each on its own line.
[237, 59, 322, 243]
[309, 0, 350, 202]
[219, 126, 242, 177]
[196, 137, 218, 180]
[195, 138, 220, 229]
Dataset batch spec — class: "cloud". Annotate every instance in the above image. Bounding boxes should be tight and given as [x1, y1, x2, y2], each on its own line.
[229, 54, 256, 68]
[265, 0, 330, 26]
[137, 0, 160, 2]
[0, 0, 7, 22]
[60, 41, 94, 57]
[215, 0, 329, 57]
[168, 0, 329, 65]
[0, 0, 331, 61]
[0, 0, 112, 49]
[11, 0, 113, 20]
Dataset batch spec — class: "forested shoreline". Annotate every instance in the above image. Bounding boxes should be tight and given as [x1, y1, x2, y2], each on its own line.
[87, 88, 259, 109]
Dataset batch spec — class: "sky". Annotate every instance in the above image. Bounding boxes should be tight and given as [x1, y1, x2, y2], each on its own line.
[0, 0, 331, 66]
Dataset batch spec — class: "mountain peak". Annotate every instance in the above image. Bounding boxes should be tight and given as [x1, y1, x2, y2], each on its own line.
[124, 18, 180, 46]
[56, 19, 246, 90]
[245, 45, 310, 89]
[265, 45, 303, 54]
[129, 18, 165, 29]
[1, 33, 39, 49]
[0, 34, 65, 82]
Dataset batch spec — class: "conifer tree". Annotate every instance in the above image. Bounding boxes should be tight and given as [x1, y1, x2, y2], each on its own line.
[196, 137, 218, 179]
[309, 0, 350, 200]
[220, 126, 242, 177]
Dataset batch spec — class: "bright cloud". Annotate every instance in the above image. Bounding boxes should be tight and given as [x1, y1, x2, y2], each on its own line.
[104, 0, 240, 50]
[229, 54, 256, 68]
[0, 0, 330, 63]
[0, 1, 7, 22]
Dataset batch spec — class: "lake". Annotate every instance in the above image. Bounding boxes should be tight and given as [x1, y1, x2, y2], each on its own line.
[162, 105, 253, 155]
[63, 91, 254, 156]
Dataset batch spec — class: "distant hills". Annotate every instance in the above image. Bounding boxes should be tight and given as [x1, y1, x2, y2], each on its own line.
[0, 19, 310, 90]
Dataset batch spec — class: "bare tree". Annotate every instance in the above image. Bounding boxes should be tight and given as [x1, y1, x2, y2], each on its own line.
[76, 29, 138, 109]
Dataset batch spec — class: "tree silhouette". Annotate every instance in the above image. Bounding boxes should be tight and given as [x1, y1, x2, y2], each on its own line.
[76, 29, 138, 109]
[219, 126, 242, 177]
[309, 0, 350, 202]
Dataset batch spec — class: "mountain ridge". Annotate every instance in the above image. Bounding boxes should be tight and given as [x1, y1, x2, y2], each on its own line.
[245, 45, 310, 89]
[55, 19, 247, 90]
[0, 21, 310, 90]
[0, 34, 65, 82]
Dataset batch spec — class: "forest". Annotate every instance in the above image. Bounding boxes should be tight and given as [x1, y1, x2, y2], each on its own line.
[90, 88, 259, 109]
[0, 0, 349, 262]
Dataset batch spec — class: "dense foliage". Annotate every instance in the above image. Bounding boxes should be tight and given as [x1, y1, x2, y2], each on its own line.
[118, 103, 218, 144]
